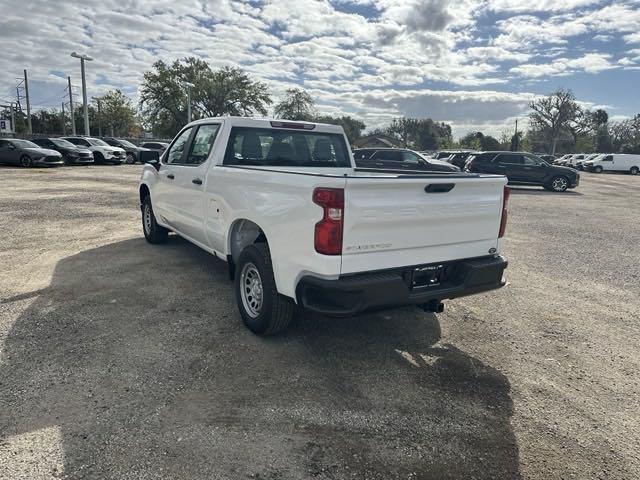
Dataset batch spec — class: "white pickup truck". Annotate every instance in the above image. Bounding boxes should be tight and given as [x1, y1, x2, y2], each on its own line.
[139, 117, 509, 335]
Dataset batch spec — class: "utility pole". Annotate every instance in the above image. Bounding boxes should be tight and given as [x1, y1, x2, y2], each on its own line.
[68, 76, 76, 135]
[184, 82, 194, 123]
[96, 98, 102, 137]
[513, 119, 519, 151]
[61, 102, 66, 135]
[24, 69, 32, 134]
[71, 52, 93, 136]
[10, 102, 15, 134]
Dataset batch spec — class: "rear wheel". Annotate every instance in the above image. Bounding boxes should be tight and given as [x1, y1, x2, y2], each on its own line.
[630, 166, 639, 175]
[142, 195, 168, 244]
[235, 243, 294, 335]
[594, 166, 603, 173]
[20, 155, 33, 168]
[549, 176, 569, 192]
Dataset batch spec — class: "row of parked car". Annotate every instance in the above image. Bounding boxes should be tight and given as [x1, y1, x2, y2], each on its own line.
[0, 136, 169, 167]
[554, 153, 640, 174]
[352, 148, 579, 191]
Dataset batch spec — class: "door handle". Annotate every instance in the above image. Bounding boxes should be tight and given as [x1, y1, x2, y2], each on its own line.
[166, 174, 174, 179]
[425, 183, 455, 193]
[192, 178, 203, 185]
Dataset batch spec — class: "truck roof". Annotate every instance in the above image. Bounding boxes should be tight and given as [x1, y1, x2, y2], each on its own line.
[186, 116, 345, 134]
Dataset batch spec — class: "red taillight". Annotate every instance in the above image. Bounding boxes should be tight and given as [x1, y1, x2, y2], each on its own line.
[313, 188, 344, 255]
[499, 186, 510, 238]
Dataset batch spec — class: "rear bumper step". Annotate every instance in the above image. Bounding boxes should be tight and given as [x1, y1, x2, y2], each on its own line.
[296, 255, 507, 317]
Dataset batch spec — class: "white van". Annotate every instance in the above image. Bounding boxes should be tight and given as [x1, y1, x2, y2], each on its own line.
[584, 154, 640, 175]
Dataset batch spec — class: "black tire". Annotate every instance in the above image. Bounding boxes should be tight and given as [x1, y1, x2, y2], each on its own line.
[594, 166, 603, 173]
[234, 243, 294, 335]
[125, 153, 136, 164]
[630, 166, 639, 176]
[548, 175, 569, 192]
[20, 155, 33, 168]
[94, 152, 105, 164]
[141, 195, 168, 244]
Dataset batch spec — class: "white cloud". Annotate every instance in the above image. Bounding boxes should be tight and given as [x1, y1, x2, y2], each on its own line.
[510, 52, 616, 77]
[625, 32, 640, 43]
[0, 0, 637, 134]
[487, 0, 603, 13]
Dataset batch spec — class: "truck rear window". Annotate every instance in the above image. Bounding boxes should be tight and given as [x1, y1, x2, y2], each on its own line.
[223, 127, 351, 167]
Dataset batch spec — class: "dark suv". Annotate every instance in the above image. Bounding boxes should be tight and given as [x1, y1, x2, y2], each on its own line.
[103, 137, 152, 164]
[465, 151, 579, 192]
[353, 148, 459, 172]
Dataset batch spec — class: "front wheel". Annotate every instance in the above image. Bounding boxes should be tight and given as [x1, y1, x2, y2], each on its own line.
[20, 155, 33, 168]
[235, 243, 294, 335]
[630, 166, 639, 175]
[125, 153, 136, 164]
[549, 176, 569, 192]
[594, 166, 603, 173]
[142, 195, 168, 244]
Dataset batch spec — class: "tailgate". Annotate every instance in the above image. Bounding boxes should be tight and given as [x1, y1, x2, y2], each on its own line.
[341, 175, 507, 274]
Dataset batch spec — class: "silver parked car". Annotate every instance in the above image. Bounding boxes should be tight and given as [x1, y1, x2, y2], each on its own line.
[0, 138, 63, 167]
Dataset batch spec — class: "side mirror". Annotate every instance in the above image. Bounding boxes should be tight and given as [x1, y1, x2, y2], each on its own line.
[142, 150, 161, 171]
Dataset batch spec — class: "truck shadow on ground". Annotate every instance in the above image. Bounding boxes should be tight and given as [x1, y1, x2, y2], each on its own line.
[509, 186, 584, 196]
[0, 237, 520, 480]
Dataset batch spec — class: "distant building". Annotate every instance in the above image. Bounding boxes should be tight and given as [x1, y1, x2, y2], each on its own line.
[352, 134, 402, 149]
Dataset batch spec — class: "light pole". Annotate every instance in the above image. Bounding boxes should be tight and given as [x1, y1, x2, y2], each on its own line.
[71, 51, 93, 136]
[184, 82, 194, 123]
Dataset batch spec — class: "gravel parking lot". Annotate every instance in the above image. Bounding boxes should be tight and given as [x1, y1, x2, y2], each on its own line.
[0, 166, 638, 479]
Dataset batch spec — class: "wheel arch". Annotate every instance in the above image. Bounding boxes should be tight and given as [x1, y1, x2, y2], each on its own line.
[228, 219, 268, 264]
[139, 183, 150, 206]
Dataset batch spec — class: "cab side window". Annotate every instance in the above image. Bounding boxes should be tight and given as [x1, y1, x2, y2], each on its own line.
[165, 127, 193, 164]
[185, 124, 220, 165]
[401, 151, 422, 163]
[496, 154, 523, 165]
[372, 150, 402, 162]
[603, 155, 613, 162]
[523, 155, 542, 166]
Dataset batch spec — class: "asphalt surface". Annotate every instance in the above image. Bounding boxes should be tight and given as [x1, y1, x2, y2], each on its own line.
[0, 165, 638, 480]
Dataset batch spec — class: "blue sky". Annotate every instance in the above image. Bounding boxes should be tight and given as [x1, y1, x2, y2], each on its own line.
[0, 0, 638, 137]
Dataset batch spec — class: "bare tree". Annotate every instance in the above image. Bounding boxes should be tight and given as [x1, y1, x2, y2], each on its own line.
[529, 89, 580, 154]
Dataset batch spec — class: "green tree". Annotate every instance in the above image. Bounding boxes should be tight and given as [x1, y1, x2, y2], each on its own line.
[314, 115, 366, 144]
[386, 117, 418, 147]
[460, 131, 501, 151]
[575, 135, 595, 153]
[383, 117, 452, 150]
[609, 116, 640, 152]
[140, 58, 272, 137]
[591, 109, 609, 128]
[29, 109, 63, 134]
[274, 88, 316, 121]
[529, 89, 580, 154]
[72, 104, 99, 136]
[94, 90, 137, 137]
[460, 132, 482, 150]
